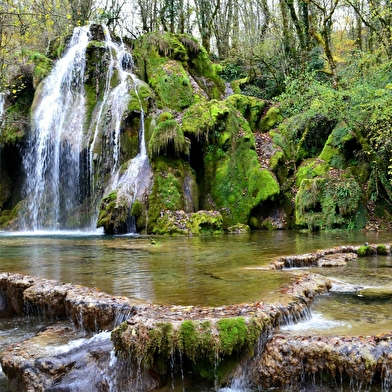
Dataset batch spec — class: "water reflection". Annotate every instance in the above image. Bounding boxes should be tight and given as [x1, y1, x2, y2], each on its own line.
[0, 230, 387, 306]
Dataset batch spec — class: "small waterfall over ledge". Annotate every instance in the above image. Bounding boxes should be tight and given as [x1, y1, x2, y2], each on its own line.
[21, 25, 150, 232]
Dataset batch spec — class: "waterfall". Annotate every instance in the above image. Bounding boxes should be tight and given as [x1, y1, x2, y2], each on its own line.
[0, 92, 4, 164]
[0, 92, 4, 126]
[112, 80, 149, 233]
[20, 24, 148, 233]
[22, 26, 90, 230]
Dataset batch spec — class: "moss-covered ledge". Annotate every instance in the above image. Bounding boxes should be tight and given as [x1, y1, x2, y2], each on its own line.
[271, 243, 392, 269]
[111, 273, 331, 382]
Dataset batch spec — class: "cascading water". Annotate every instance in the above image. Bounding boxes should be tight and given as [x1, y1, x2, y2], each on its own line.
[0, 92, 4, 124]
[87, 26, 150, 232]
[22, 26, 90, 230]
[111, 79, 149, 233]
[21, 24, 149, 232]
[0, 92, 4, 163]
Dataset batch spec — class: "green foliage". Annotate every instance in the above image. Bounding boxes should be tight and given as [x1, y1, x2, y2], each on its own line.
[295, 175, 362, 230]
[27, 51, 53, 88]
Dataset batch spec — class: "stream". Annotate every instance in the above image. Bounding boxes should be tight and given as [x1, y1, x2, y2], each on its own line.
[0, 229, 391, 391]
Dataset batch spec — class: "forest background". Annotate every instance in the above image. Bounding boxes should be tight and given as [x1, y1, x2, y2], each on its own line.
[1, 0, 392, 230]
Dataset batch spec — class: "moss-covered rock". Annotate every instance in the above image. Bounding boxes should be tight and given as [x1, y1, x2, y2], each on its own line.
[96, 191, 131, 234]
[227, 223, 250, 234]
[225, 94, 266, 131]
[182, 99, 280, 227]
[147, 157, 199, 232]
[153, 209, 222, 235]
[357, 245, 371, 257]
[148, 112, 189, 158]
[112, 315, 265, 382]
[259, 106, 283, 132]
[132, 32, 225, 111]
[296, 159, 330, 187]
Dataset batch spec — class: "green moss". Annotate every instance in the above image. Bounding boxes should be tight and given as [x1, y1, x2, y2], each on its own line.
[133, 32, 224, 108]
[270, 150, 285, 171]
[148, 157, 198, 232]
[296, 115, 336, 162]
[182, 99, 231, 140]
[319, 126, 356, 169]
[0, 205, 19, 228]
[357, 245, 371, 257]
[128, 81, 152, 113]
[178, 320, 216, 363]
[150, 59, 194, 111]
[259, 106, 283, 132]
[96, 191, 131, 234]
[227, 223, 250, 233]
[149, 116, 188, 158]
[112, 315, 266, 383]
[296, 159, 330, 187]
[230, 78, 248, 95]
[377, 244, 389, 255]
[27, 51, 53, 88]
[183, 100, 279, 227]
[131, 200, 143, 217]
[225, 94, 265, 131]
[217, 317, 249, 357]
[186, 210, 223, 234]
[84, 84, 98, 128]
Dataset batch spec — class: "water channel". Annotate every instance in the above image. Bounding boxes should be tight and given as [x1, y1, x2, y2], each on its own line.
[0, 229, 391, 391]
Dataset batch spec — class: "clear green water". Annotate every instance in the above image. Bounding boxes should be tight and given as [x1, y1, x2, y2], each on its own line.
[0, 230, 387, 306]
[0, 230, 391, 391]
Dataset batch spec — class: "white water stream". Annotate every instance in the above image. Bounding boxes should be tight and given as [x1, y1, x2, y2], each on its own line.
[22, 26, 90, 230]
[21, 25, 148, 232]
[0, 92, 4, 126]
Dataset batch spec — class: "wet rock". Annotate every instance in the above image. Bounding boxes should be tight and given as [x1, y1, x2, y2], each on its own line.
[272, 245, 370, 269]
[247, 333, 392, 390]
[1, 323, 161, 392]
[0, 273, 140, 332]
[317, 252, 357, 267]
